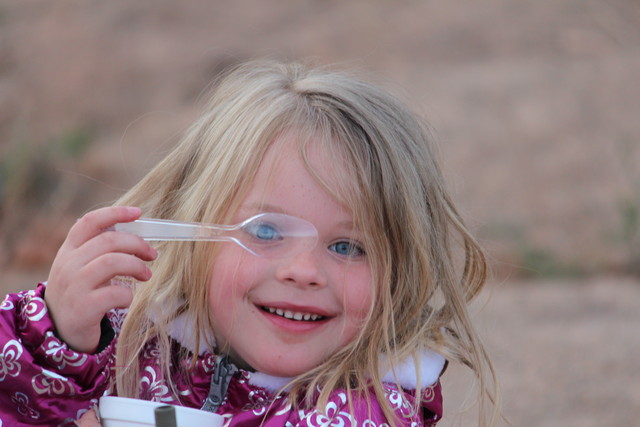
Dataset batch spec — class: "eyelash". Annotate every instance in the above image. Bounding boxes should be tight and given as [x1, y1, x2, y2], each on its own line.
[329, 240, 366, 258]
[244, 222, 282, 242]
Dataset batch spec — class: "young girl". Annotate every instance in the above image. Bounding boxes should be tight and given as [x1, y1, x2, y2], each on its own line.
[0, 60, 498, 426]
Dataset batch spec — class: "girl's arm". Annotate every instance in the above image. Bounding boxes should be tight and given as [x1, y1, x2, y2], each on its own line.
[0, 284, 116, 425]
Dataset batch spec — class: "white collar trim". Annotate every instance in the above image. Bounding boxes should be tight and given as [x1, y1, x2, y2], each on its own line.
[248, 372, 296, 393]
[379, 348, 445, 390]
[245, 348, 445, 393]
[166, 311, 215, 356]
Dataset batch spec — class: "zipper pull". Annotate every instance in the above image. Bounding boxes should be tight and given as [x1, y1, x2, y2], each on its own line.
[201, 355, 238, 413]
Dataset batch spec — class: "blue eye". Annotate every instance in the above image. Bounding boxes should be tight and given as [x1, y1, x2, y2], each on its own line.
[244, 222, 282, 242]
[329, 241, 366, 258]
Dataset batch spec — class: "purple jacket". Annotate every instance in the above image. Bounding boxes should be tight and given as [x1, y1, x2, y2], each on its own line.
[0, 284, 445, 426]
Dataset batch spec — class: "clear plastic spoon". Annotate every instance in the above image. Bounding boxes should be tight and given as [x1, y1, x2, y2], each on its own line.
[113, 213, 318, 258]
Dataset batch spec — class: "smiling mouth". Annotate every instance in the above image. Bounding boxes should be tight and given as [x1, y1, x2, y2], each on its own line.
[260, 306, 326, 322]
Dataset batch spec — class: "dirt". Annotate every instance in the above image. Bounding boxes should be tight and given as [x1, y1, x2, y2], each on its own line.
[1, 1, 640, 425]
[443, 276, 640, 426]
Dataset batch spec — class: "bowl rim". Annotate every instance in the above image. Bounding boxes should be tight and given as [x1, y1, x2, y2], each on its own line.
[99, 396, 223, 424]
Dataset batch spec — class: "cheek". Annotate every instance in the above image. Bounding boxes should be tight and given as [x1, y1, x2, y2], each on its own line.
[343, 268, 374, 322]
[207, 253, 249, 349]
[207, 264, 231, 341]
[209, 248, 248, 294]
[207, 251, 266, 317]
[207, 253, 244, 319]
[337, 284, 373, 350]
[208, 263, 234, 309]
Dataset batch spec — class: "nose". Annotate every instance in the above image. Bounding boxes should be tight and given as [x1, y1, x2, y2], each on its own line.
[275, 250, 327, 288]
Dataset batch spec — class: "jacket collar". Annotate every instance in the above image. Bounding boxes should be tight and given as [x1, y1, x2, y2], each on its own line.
[167, 312, 445, 392]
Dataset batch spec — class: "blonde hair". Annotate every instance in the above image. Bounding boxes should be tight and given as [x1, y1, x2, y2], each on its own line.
[114, 59, 499, 425]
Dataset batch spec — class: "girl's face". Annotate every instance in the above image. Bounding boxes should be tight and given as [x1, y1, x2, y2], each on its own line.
[207, 134, 373, 377]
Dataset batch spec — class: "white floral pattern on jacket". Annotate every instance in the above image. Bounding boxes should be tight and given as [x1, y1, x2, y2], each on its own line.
[0, 284, 444, 426]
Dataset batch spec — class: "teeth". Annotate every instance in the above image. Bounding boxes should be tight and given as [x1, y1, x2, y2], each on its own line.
[264, 306, 323, 321]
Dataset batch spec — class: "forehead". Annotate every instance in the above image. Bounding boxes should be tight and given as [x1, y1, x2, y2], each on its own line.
[254, 132, 359, 206]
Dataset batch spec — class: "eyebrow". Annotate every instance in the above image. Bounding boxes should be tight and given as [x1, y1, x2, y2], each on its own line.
[238, 203, 286, 215]
[334, 219, 357, 230]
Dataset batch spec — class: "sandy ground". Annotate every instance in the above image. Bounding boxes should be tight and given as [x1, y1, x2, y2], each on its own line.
[442, 276, 640, 426]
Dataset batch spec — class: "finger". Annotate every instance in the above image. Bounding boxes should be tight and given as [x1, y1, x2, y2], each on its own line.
[50, 231, 156, 292]
[67, 206, 142, 249]
[91, 282, 135, 313]
[76, 409, 101, 427]
[81, 252, 153, 290]
[68, 230, 158, 270]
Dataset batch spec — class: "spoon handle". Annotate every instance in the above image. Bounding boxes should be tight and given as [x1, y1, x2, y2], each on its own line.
[113, 218, 224, 241]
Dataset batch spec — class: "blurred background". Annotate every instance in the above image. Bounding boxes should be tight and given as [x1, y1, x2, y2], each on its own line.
[1, 0, 638, 425]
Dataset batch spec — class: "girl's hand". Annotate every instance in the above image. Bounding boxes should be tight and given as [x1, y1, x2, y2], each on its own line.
[76, 408, 101, 426]
[44, 206, 158, 353]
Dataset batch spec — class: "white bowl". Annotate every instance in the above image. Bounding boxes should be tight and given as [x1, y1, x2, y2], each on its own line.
[99, 396, 224, 427]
